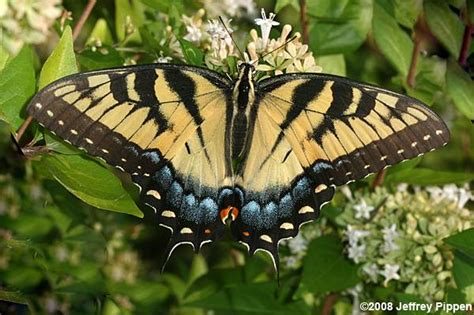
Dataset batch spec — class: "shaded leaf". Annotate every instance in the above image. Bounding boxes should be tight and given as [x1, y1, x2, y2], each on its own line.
[40, 154, 143, 217]
[452, 252, 474, 290]
[77, 45, 125, 71]
[424, 0, 464, 57]
[316, 54, 346, 76]
[275, 0, 299, 12]
[394, 293, 429, 315]
[299, 235, 360, 294]
[39, 26, 78, 89]
[406, 56, 446, 105]
[86, 18, 114, 46]
[444, 228, 474, 259]
[308, 0, 372, 55]
[394, 0, 423, 29]
[179, 39, 204, 66]
[115, 0, 144, 43]
[446, 60, 474, 119]
[0, 46, 35, 129]
[385, 168, 474, 186]
[187, 281, 311, 315]
[372, 2, 413, 76]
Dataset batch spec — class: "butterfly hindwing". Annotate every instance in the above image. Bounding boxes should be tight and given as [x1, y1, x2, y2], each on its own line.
[232, 73, 449, 264]
[27, 64, 236, 255]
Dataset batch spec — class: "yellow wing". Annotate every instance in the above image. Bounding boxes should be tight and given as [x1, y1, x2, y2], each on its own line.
[27, 64, 235, 255]
[232, 73, 449, 263]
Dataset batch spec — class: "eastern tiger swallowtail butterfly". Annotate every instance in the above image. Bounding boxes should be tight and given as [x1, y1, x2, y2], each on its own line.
[27, 62, 450, 271]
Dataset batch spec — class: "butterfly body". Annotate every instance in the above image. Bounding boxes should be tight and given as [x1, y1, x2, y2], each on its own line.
[27, 63, 449, 271]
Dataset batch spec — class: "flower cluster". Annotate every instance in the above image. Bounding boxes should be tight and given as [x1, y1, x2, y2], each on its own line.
[338, 184, 473, 301]
[173, 8, 321, 76]
[202, 0, 256, 18]
[0, 0, 63, 55]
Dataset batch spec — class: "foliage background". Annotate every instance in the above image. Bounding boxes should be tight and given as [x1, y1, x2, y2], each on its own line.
[0, 0, 473, 314]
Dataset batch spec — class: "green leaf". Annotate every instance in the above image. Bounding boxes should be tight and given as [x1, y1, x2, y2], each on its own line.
[299, 235, 360, 294]
[77, 45, 125, 71]
[406, 56, 446, 105]
[0, 46, 9, 71]
[446, 60, 474, 119]
[316, 54, 346, 76]
[0, 46, 35, 129]
[372, 1, 413, 76]
[394, 293, 429, 315]
[394, 0, 423, 29]
[115, 0, 144, 43]
[38, 26, 78, 89]
[424, 0, 464, 57]
[308, 0, 372, 55]
[452, 252, 474, 290]
[186, 282, 311, 314]
[275, 0, 299, 13]
[179, 39, 204, 66]
[385, 168, 474, 186]
[40, 153, 143, 217]
[444, 228, 474, 259]
[86, 18, 114, 46]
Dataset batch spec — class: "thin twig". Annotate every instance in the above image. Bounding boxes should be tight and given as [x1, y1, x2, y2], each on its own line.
[371, 169, 386, 190]
[321, 293, 339, 315]
[72, 0, 97, 41]
[406, 30, 421, 88]
[459, 24, 473, 66]
[299, 0, 309, 44]
[15, 116, 34, 144]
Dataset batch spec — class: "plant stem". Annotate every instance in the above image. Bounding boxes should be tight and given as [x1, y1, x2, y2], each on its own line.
[459, 24, 473, 66]
[407, 31, 421, 88]
[322, 293, 339, 315]
[299, 0, 309, 44]
[15, 116, 33, 144]
[72, 0, 97, 41]
[371, 169, 387, 190]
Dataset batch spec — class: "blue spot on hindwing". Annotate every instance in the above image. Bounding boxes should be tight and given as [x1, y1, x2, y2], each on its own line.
[167, 181, 183, 208]
[293, 177, 311, 200]
[313, 161, 333, 173]
[181, 194, 198, 222]
[241, 201, 260, 226]
[199, 198, 218, 224]
[261, 202, 278, 228]
[154, 165, 173, 189]
[278, 194, 293, 218]
[143, 151, 161, 163]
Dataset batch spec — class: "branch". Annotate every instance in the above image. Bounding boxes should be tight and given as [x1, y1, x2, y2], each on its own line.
[299, 0, 309, 44]
[15, 116, 34, 145]
[459, 24, 473, 66]
[406, 30, 422, 88]
[371, 169, 387, 190]
[72, 0, 97, 41]
[321, 293, 339, 315]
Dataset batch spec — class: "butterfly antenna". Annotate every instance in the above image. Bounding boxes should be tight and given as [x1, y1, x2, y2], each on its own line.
[253, 34, 298, 65]
[218, 16, 245, 60]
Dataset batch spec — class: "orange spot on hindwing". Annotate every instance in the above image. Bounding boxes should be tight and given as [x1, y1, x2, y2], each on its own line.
[219, 206, 239, 224]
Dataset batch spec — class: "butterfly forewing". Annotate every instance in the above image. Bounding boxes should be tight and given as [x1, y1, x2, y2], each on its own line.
[27, 64, 235, 254]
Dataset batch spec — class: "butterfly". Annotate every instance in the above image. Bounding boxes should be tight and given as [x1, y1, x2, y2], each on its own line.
[27, 62, 450, 271]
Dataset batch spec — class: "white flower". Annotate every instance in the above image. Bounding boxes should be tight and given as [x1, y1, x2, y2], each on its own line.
[353, 198, 375, 220]
[382, 224, 399, 253]
[254, 8, 279, 47]
[340, 185, 353, 200]
[286, 232, 307, 254]
[348, 243, 366, 263]
[380, 264, 400, 286]
[346, 225, 370, 246]
[397, 183, 408, 192]
[156, 52, 172, 63]
[457, 184, 473, 208]
[184, 24, 202, 43]
[362, 263, 379, 282]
